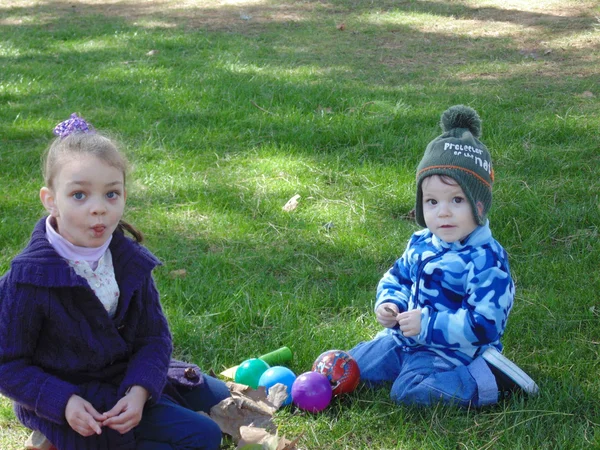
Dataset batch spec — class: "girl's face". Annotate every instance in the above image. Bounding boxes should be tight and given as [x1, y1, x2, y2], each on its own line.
[421, 175, 478, 243]
[40, 154, 126, 248]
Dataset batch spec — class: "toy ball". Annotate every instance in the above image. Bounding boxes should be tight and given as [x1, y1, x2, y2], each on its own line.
[258, 366, 297, 406]
[312, 349, 360, 396]
[291, 371, 332, 413]
[234, 358, 270, 389]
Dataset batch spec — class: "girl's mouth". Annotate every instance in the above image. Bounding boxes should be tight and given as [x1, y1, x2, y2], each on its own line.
[91, 225, 106, 236]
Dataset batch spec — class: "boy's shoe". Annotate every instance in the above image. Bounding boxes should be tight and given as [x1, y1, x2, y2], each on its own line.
[482, 347, 539, 398]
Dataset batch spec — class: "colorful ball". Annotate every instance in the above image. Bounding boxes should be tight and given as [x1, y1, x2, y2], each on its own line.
[234, 358, 270, 389]
[312, 349, 360, 395]
[258, 366, 297, 406]
[291, 371, 332, 413]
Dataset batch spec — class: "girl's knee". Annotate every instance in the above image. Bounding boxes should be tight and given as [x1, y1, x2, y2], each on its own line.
[174, 416, 222, 450]
[202, 419, 223, 450]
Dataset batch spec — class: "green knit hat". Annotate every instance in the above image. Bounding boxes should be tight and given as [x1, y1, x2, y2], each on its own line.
[415, 105, 494, 227]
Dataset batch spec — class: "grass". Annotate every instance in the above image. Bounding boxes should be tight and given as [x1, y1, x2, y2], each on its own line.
[1, 0, 600, 448]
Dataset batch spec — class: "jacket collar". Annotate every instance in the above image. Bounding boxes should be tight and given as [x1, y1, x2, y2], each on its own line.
[430, 219, 492, 251]
[10, 217, 160, 288]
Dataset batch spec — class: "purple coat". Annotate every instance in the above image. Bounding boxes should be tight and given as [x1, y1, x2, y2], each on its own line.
[0, 218, 178, 449]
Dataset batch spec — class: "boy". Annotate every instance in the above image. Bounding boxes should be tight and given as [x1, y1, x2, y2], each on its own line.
[350, 105, 539, 407]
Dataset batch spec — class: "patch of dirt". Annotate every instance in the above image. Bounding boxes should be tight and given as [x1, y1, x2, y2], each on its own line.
[1, 0, 597, 79]
[0, 0, 319, 30]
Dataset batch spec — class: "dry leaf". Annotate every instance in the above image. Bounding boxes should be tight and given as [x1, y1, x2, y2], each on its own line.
[337, 23, 346, 31]
[146, 49, 159, 56]
[265, 383, 289, 409]
[238, 426, 278, 449]
[282, 194, 300, 212]
[581, 91, 595, 98]
[169, 269, 187, 279]
[207, 382, 279, 441]
[238, 426, 296, 450]
[205, 382, 296, 447]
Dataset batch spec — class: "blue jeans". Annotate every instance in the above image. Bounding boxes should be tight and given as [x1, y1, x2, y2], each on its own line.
[349, 334, 498, 408]
[135, 374, 230, 450]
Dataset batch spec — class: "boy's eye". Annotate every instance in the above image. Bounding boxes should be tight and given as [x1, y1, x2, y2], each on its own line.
[426, 199, 437, 205]
[72, 192, 86, 200]
[453, 197, 464, 203]
[106, 191, 119, 199]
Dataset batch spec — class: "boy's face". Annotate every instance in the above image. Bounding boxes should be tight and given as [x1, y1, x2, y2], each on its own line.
[421, 175, 478, 243]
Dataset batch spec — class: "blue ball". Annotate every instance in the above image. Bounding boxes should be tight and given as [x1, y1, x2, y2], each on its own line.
[258, 366, 297, 406]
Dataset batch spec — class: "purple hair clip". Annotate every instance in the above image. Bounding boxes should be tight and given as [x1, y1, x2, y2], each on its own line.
[53, 113, 94, 138]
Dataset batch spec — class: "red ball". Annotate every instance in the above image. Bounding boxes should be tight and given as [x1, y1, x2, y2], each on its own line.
[312, 350, 360, 396]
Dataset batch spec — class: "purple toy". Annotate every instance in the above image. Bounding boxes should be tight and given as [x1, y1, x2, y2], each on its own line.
[291, 371, 333, 413]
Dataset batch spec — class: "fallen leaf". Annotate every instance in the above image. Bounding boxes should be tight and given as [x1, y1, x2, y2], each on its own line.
[315, 105, 333, 115]
[238, 426, 296, 450]
[282, 194, 300, 212]
[337, 23, 346, 31]
[169, 269, 187, 279]
[206, 382, 283, 441]
[146, 49, 159, 56]
[581, 91, 595, 98]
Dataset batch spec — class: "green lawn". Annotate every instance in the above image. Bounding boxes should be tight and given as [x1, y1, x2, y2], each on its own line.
[1, 0, 599, 448]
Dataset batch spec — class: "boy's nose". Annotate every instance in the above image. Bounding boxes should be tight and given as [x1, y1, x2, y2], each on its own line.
[437, 203, 451, 217]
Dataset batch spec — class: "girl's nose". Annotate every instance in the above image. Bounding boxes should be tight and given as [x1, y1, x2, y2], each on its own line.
[90, 199, 107, 215]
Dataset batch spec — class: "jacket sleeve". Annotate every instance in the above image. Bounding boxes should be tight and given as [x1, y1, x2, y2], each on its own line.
[0, 278, 79, 424]
[118, 275, 172, 403]
[418, 249, 515, 350]
[374, 236, 416, 313]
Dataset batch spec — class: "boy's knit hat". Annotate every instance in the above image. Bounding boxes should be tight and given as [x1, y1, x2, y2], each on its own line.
[415, 105, 494, 227]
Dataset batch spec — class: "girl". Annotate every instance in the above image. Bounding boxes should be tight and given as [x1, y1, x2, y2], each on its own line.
[0, 114, 229, 449]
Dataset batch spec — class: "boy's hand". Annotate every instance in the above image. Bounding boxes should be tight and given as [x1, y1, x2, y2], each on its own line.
[398, 309, 422, 337]
[376, 303, 400, 328]
[102, 386, 149, 435]
[65, 394, 106, 437]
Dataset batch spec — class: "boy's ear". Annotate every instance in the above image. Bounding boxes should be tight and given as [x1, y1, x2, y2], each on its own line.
[40, 187, 58, 217]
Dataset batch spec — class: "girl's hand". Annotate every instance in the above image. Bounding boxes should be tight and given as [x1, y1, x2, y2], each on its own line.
[65, 395, 106, 437]
[398, 308, 422, 337]
[376, 303, 400, 328]
[102, 386, 149, 435]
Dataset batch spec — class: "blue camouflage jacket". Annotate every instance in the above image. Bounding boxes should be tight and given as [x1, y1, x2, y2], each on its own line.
[376, 221, 514, 365]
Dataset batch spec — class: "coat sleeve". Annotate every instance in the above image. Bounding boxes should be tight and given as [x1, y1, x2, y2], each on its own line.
[418, 248, 515, 350]
[117, 275, 172, 403]
[374, 236, 416, 314]
[0, 278, 79, 424]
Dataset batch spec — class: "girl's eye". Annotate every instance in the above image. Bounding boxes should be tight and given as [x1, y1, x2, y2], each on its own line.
[453, 196, 464, 204]
[106, 191, 119, 200]
[73, 192, 86, 200]
[426, 199, 437, 205]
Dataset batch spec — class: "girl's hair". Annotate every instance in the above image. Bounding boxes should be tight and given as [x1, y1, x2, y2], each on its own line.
[42, 132, 144, 242]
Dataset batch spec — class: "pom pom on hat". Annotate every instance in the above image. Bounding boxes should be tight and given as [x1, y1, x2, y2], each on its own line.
[440, 105, 482, 137]
[415, 105, 493, 228]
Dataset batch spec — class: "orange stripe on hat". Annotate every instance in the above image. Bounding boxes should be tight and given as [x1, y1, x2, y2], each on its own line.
[417, 165, 492, 188]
